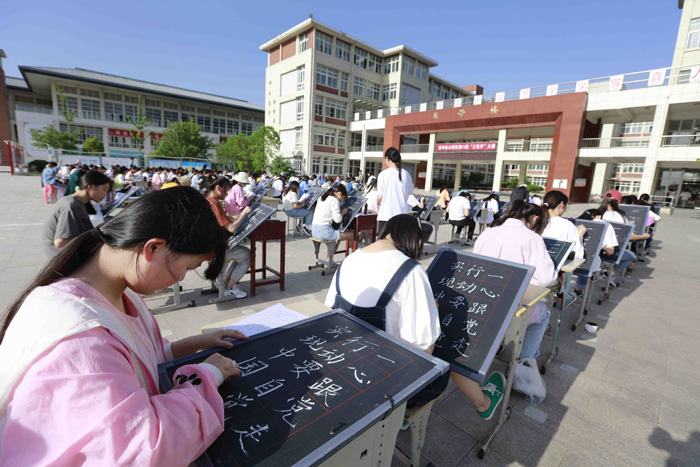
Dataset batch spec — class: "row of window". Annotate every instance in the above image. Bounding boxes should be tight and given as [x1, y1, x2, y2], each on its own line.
[619, 122, 653, 135]
[612, 163, 644, 174]
[314, 96, 348, 120]
[54, 84, 263, 122]
[315, 64, 398, 102]
[312, 156, 344, 175]
[313, 127, 346, 148]
[608, 180, 641, 194]
[430, 80, 464, 100]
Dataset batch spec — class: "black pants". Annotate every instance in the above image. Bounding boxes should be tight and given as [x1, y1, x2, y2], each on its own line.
[450, 218, 476, 240]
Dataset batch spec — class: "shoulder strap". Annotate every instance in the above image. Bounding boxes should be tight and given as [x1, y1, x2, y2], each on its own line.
[334, 261, 344, 296]
[376, 259, 420, 309]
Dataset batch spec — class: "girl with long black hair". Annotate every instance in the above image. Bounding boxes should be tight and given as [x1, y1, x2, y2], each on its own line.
[376, 147, 414, 234]
[0, 187, 248, 465]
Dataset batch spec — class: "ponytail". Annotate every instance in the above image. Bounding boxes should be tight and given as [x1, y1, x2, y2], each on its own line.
[541, 190, 569, 228]
[1, 187, 226, 344]
[598, 198, 626, 221]
[320, 183, 347, 202]
[384, 147, 402, 181]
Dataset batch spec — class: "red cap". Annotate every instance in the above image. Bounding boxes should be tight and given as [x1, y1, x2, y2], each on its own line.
[604, 189, 622, 201]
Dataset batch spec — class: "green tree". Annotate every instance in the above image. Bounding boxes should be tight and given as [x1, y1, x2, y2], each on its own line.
[152, 118, 214, 159]
[126, 95, 152, 164]
[29, 85, 81, 151]
[216, 126, 281, 173]
[82, 136, 104, 154]
[269, 156, 297, 177]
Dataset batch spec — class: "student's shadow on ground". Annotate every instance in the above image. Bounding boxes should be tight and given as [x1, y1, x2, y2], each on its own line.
[649, 427, 700, 466]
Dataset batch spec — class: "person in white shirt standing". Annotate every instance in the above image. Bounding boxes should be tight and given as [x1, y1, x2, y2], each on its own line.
[377, 147, 413, 235]
[271, 176, 284, 199]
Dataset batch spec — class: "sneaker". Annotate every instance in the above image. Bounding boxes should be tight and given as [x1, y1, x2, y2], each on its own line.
[477, 371, 505, 421]
[224, 285, 247, 299]
[400, 419, 410, 431]
[301, 225, 312, 237]
[573, 289, 584, 301]
[564, 292, 577, 308]
[465, 239, 474, 246]
[609, 274, 618, 288]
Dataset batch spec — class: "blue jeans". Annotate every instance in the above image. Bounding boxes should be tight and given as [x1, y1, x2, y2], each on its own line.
[286, 208, 313, 226]
[616, 249, 636, 273]
[520, 302, 550, 359]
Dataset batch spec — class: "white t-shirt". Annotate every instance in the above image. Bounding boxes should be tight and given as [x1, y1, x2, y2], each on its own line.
[272, 179, 284, 197]
[324, 249, 441, 350]
[602, 211, 627, 224]
[377, 168, 413, 222]
[542, 216, 585, 258]
[282, 191, 299, 211]
[597, 219, 619, 249]
[312, 196, 342, 226]
[476, 199, 499, 224]
[448, 196, 471, 221]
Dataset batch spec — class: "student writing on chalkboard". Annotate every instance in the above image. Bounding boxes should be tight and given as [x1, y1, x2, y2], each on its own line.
[311, 184, 355, 244]
[205, 177, 253, 299]
[282, 181, 313, 236]
[574, 209, 629, 291]
[541, 190, 586, 259]
[447, 191, 476, 245]
[599, 198, 652, 245]
[475, 192, 500, 226]
[0, 187, 249, 466]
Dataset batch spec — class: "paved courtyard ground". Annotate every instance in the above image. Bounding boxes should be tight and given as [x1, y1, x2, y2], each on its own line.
[1, 172, 699, 466]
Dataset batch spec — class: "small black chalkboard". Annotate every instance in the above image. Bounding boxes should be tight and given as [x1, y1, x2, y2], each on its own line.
[426, 247, 534, 383]
[103, 185, 140, 218]
[303, 187, 325, 209]
[419, 195, 439, 221]
[469, 200, 480, 219]
[253, 181, 272, 197]
[227, 204, 277, 248]
[606, 221, 634, 265]
[542, 237, 574, 272]
[338, 193, 368, 232]
[619, 204, 650, 235]
[497, 201, 508, 218]
[158, 311, 448, 467]
[247, 193, 264, 209]
[573, 219, 607, 277]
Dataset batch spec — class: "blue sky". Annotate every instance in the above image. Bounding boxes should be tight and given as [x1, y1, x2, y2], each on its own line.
[2, 0, 682, 107]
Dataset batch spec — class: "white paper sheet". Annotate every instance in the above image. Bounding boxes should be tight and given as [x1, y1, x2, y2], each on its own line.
[299, 193, 310, 203]
[205, 303, 309, 337]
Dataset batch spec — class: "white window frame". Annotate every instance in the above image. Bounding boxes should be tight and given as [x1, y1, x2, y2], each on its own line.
[354, 48, 368, 68]
[335, 40, 350, 61]
[296, 97, 304, 120]
[316, 65, 338, 89]
[299, 33, 309, 53]
[384, 56, 399, 74]
[353, 77, 365, 96]
[416, 62, 428, 80]
[687, 18, 700, 50]
[297, 65, 305, 91]
[315, 31, 333, 54]
[403, 56, 415, 75]
[325, 98, 347, 120]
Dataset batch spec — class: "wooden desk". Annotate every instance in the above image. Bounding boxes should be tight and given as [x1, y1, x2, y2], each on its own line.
[249, 219, 285, 297]
[259, 196, 281, 218]
[345, 213, 377, 254]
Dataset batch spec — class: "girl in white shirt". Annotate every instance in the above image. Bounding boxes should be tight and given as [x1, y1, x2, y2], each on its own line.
[541, 190, 586, 259]
[476, 193, 500, 226]
[311, 185, 354, 243]
[282, 181, 312, 235]
[377, 147, 414, 232]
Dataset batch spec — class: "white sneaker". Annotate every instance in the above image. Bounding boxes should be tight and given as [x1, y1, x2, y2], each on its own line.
[224, 285, 247, 299]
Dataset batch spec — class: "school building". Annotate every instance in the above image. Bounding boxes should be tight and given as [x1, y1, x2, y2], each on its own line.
[262, 2, 700, 201]
[0, 55, 265, 167]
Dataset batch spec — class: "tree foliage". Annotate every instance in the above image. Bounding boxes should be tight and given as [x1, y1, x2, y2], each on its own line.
[126, 95, 152, 161]
[82, 136, 104, 154]
[269, 156, 297, 177]
[152, 118, 214, 159]
[216, 126, 281, 173]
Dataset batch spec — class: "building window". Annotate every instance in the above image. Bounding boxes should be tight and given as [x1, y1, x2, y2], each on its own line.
[315, 96, 323, 116]
[103, 92, 121, 101]
[295, 127, 303, 151]
[325, 98, 347, 120]
[608, 180, 641, 194]
[314, 127, 336, 146]
[81, 99, 101, 120]
[124, 95, 139, 104]
[337, 130, 345, 149]
[60, 123, 103, 144]
[213, 117, 227, 134]
[316, 64, 339, 88]
[403, 56, 415, 75]
[125, 104, 139, 121]
[163, 102, 178, 110]
[369, 53, 382, 73]
[241, 122, 253, 136]
[299, 33, 309, 52]
[181, 112, 195, 123]
[353, 77, 365, 96]
[384, 56, 399, 74]
[196, 115, 210, 132]
[58, 96, 79, 116]
[312, 156, 321, 173]
[687, 18, 700, 50]
[145, 98, 161, 107]
[315, 31, 333, 54]
[340, 72, 349, 92]
[323, 157, 344, 175]
[335, 40, 351, 61]
[297, 65, 305, 91]
[416, 62, 428, 80]
[354, 48, 368, 68]
[619, 122, 653, 134]
[442, 86, 450, 99]
[163, 110, 179, 125]
[104, 102, 124, 122]
[367, 82, 381, 100]
[80, 88, 100, 98]
[382, 83, 397, 101]
[527, 177, 548, 187]
[147, 108, 163, 127]
[296, 97, 304, 120]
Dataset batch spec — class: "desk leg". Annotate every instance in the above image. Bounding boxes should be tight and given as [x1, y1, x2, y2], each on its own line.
[573, 278, 592, 331]
[542, 273, 567, 374]
[280, 234, 285, 291]
[479, 309, 529, 459]
[262, 239, 267, 280]
[250, 239, 257, 298]
[150, 282, 195, 314]
[598, 263, 613, 306]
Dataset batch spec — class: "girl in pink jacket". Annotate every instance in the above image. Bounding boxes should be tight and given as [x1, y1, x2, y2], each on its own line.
[0, 187, 248, 466]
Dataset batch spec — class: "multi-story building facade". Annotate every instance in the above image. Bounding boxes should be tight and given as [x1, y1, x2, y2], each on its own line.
[259, 16, 473, 177]
[265, 3, 700, 200]
[1, 64, 264, 166]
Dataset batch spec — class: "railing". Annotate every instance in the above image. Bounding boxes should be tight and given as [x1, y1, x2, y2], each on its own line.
[400, 144, 430, 153]
[348, 145, 383, 152]
[349, 145, 362, 152]
[661, 135, 700, 146]
[15, 104, 53, 114]
[354, 63, 700, 122]
[580, 137, 651, 148]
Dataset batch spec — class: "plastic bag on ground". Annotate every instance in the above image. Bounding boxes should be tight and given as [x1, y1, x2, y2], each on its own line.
[513, 358, 547, 406]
